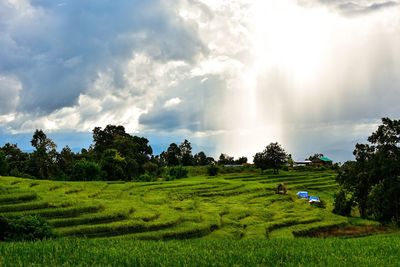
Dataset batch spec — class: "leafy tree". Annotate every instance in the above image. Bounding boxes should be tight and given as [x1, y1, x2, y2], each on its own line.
[194, 151, 208, 166]
[332, 189, 353, 216]
[334, 118, 400, 223]
[0, 150, 8, 175]
[142, 161, 160, 178]
[179, 139, 194, 166]
[30, 130, 57, 179]
[253, 142, 288, 174]
[164, 143, 181, 166]
[1, 143, 29, 175]
[218, 153, 234, 165]
[235, 156, 248, 165]
[91, 125, 152, 179]
[92, 125, 128, 155]
[307, 153, 324, 161]
[71, 160, 102, 181]
[100, 149, 126, 181]
[57, 146, 75, 177]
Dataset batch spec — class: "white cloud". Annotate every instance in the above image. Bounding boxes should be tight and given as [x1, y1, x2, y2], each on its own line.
[164, 98, 182, 108]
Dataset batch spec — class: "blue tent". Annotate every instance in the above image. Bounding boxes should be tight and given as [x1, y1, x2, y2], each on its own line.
[309, 196, 320, 203]
[296, 191, 308, 199]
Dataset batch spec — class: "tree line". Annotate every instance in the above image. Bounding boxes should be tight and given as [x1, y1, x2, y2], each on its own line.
[0, 125, 257, 181]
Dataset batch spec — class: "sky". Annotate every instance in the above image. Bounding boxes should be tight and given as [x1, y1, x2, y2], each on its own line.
[0, 0, 400, 162]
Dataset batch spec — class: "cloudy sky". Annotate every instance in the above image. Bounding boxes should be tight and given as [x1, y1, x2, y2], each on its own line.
[0, 0, 399, 162]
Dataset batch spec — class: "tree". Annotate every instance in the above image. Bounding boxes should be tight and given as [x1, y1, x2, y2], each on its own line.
[218, 153, 234, 165]
[307, 153, 324, 161]
[334, 118, 400, 223]
[0, 150, 8, 175]
[194, 151, 208, 166]
[253, 142, 288, 174]
[1, 143, 29, 176]
[92, 125, 128, 155]
[164, 143, 181, 166]
[91, 125, 152, 179]
[57, 146, 75, 177]
[100, 149, 127, 181]
[179, 139, 194, 166]
[30, 130, 57, 179]
[71, 160, 102, 181]
[235, 156, 248, 165]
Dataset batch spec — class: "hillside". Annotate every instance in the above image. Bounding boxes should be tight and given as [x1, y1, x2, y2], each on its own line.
[0, 170, 376, 239]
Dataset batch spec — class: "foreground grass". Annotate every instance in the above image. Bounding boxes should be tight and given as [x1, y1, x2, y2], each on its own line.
[1, 236, 400, 266]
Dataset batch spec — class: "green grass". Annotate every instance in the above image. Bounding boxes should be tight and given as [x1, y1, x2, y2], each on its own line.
[1, 169, 398, 265]
[1, 236, 400, 266]
[0, 169, 383, 240]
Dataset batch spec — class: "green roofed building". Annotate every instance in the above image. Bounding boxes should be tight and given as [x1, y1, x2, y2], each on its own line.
[312, 156, 333, 166]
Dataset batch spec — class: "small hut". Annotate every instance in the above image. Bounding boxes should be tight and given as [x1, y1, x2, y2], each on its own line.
[276, 183, 287, 195]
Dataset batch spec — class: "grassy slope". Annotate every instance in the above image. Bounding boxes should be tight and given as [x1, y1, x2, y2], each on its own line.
[0, 170, 376, 239]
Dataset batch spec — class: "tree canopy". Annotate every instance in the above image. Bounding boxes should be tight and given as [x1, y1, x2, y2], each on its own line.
[253, 142, 288, 174]
[334, 118, 400, 224]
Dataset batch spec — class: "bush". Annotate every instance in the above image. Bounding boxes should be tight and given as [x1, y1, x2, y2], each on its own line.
[137, 173, 155, 182]
[207, 165, 218, 176]
[71, 160, 102, 181]
[333, 190, 353, 216]
[0, 215, 55, 241]
[312, 199, 326, 209]
[167, 166, 188, 180]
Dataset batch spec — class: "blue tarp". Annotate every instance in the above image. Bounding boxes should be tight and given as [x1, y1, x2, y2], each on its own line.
[296, 191, 309, 198]
[309, 196, 320, 203]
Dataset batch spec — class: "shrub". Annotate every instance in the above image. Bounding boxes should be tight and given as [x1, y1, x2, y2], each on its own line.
[333, 190, 353, 216]
[207, 165, 218, 176]
[311, 199, 326, 209]
[143, 162, 160, 177]
[71, 160, 102, 181]
[0, 215, 55, 241]
[167, 166, 188, 180]
[275, 183, 287, 195]
[137, 173, 155, 182]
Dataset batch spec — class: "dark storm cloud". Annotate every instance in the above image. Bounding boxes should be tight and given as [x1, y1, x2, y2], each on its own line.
[0, 0, 206, 114]
[298, 0, 399, 16]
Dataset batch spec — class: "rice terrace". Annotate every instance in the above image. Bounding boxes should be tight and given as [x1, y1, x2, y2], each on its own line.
[1, 156, 400, 266]
[2, 0, 400, 266]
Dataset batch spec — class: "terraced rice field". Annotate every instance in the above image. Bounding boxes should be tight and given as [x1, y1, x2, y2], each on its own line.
[0, 170, 369, 239]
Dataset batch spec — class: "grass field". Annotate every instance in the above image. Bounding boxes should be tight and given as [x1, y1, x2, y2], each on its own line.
[0, 169, 359, 240]
[1, 235, 400, 266]
[2, 169, 396, 266]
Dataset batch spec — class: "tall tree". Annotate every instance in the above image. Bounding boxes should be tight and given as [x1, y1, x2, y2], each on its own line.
[91, 125, 152, 179]
[165, 143, 181, 166]
[179, 139, 193, 166]
[1, 143, 29, 175]
[0, 150, 8, 175]
[335, 118, 400, 223]
[253, 142, 288, 174]
[218, 153, 234, 165]
[194, 151, 208, 166]
[57, 146, 75, 177]
[30, 130, 57, 179]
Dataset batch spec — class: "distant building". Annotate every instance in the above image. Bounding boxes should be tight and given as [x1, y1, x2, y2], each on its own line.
[312, 156, 333, 166]
[293, 160, 312, 167]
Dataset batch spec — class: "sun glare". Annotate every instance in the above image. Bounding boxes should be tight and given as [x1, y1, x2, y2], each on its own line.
[249, 0, 333, 85]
